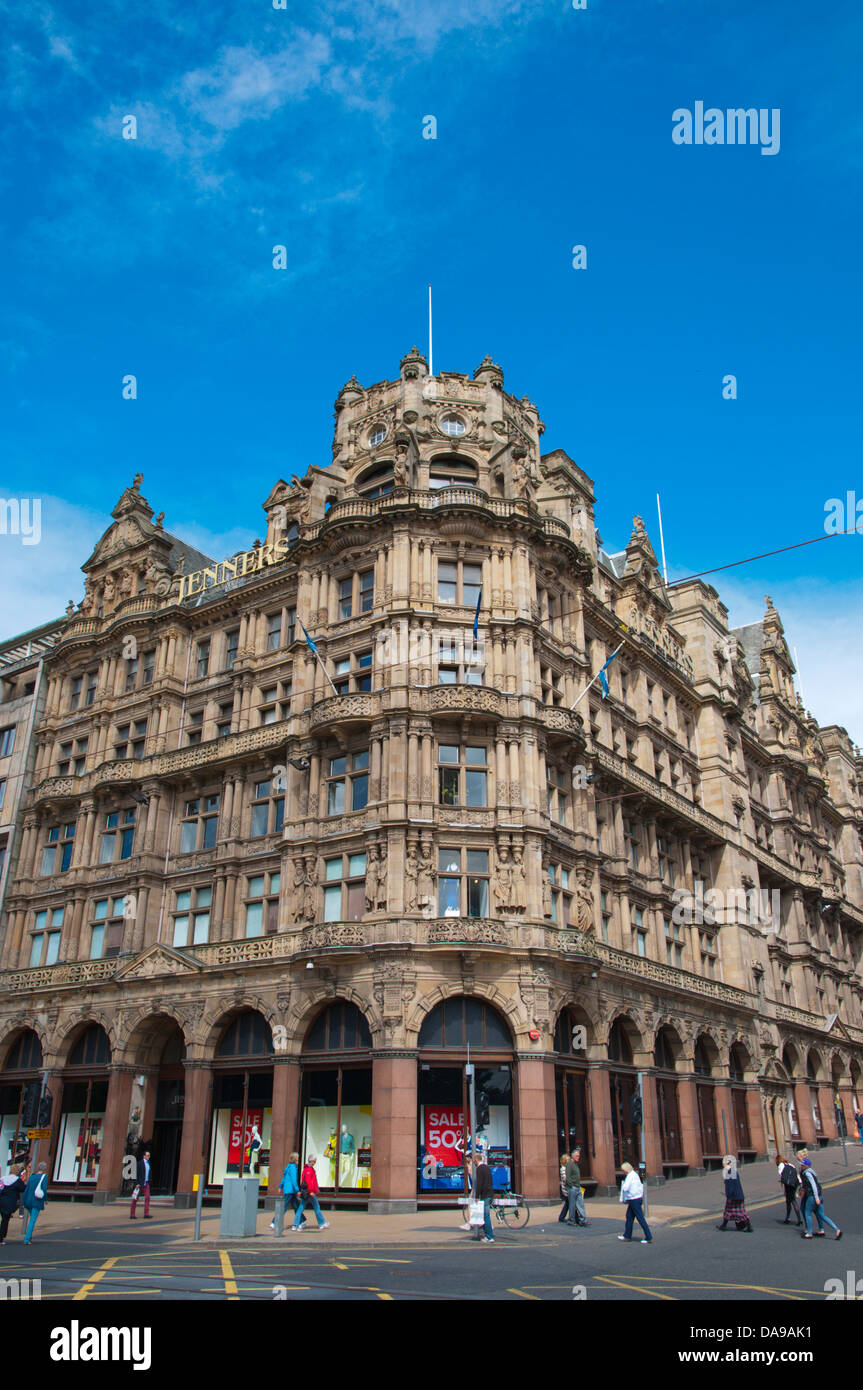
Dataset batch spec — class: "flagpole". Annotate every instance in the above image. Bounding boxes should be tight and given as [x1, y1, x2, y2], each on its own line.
[428, 285, 433, 379]
[301, 619, 340, 697]
[656, 493, 669, 587]
[571, 640, 625, 710]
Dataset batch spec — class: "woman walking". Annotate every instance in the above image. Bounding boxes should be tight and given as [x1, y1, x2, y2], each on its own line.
[21, 1162, 48, 1244]
[617, 1161, 652, 1243]
[717, 1155, 752, 1231]
[0, 1162, 29, 1244]
[557, 1152, 570, 1223]
[276, 1151, 306, 1230]
[799, 1158, 842, 1240]
[777, 1155, 802, 1226]
[290, 1154, 330, 1231]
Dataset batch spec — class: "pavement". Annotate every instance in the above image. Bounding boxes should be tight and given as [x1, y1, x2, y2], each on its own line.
[9, 1141, 862, 1248]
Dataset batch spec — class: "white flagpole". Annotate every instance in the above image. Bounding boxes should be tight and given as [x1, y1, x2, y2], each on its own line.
[571, 640, 625, 710]
[303, 621, 340, 696]
[428, 285, 433, 379]
[656, 493, 669, 586]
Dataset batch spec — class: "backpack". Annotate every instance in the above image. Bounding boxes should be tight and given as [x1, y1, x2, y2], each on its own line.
[780, 1163, 798, 1188]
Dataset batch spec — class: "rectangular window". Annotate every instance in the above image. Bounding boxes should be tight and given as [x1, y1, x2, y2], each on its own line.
[186, 710, 203, 746]
[600, 889, 612, 942]
[69, 676, 83, 710]
[179, 794, 220, 853]
[217, 701, 234, 738]
[85, 671, 98, 706]
[632, 906, 647, 957]
[242, 873, 280, 938]
[266, 613, 282, 651]
[142, 650, 155, 684]
[0, 726, 15, 758]
[172, 886, 212, 948]
[98, 807, 137, 864]
[665, 917, 684, 968]
[437, 848, 489, 918]
[287, 606, 297, 645]
[548, 864, 573, 926]
[196, 640, 210, 679]
[437, 559, 482, 607]
[339, 570, 374, 620]
[89, 896, 127, 958]
[699, 929, 719, 979]
[224, 630, 239, 670]
[30, 906, 65, 966]
[113, 719, 147, 760]
[326, 751, 369, 816]
[250, 780, 285, 837]
[0, 779, 5, 811]
[436, 744, 487, 808]
[40, 822, 76, 876]
[322, 854, 366, 922]
[125, 656, 138, 692]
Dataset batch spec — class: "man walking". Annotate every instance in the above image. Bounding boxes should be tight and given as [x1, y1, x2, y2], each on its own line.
[472, 1152, 495, 1243]
[130, 1149, 152, 1220]
[565, 1147, 589, 1227]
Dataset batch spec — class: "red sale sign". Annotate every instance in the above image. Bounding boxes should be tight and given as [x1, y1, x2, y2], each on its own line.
[424, 1107, 465, 1167]
[228, 1109, 263, 1166]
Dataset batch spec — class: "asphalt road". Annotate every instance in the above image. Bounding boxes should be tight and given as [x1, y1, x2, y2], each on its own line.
[2, 1176, 860, 1302]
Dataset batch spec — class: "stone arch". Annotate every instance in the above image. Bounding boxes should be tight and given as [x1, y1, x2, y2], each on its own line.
[552, 998, 599, 1056]
[294, 991, 381, 1054]
[605, 1008, 645, 1055]
[653, 1021, 685, 1071]
[53, 1013, 116, 1067]
[0, 1018, 49, 1069]
[692, 1029, 721, 1076]
[781, 1039, 800, 1078]
[805, 1046, 825, 1082]
[200, 995, 278, 1058]
[117, 1009, 190, 1066]
[728, 1037, 754, 1081]
[406, 983, 522, 1046]
[829, 1049, 847, 1084]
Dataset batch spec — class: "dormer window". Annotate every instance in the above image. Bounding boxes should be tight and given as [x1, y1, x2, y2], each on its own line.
[357, 462, 394, 499]
[429, 457, 477, 489]
[440, 414, 465, 436]
[368, 424, 387, 448]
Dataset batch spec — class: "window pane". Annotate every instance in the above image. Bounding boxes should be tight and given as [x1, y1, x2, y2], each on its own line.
[269, 873, 280, 895]
[439, 768, 459, 805]
[99, 834, 114, 864]
[196, 887, 212, 907]
[353, 749, 370, 770]
[193, 913, 210, 944]
[180, 821, 197, 853]
[60, 842, 74, 871]
[346, 882, 365, 921]
[348, 853, 366, 877]
[247, 875, 266, 897]
[251, 803, 269, 837]
[438, 667, 456, 684]
[245, 902, 263, 938]
[465, 770, 487, 806]
[439, 849, 460, 872]
[438, 745, 459, 763]
[466, 850, 488, 874]
[351, 775, 369, 811]
[202, 816, 218, 849]
[323, 885, 341, 922]
[90, 925, 105, 959]
[439, 877, 460, 915]
[120, 828, 135, 858]
[465, 746, 486, 765]
[468, 877, 489, 917]
[327, 781, 345, 815]
[29, 936, 42, 967]
[172, 916, 189, 948]
[330, 757, 347, 776]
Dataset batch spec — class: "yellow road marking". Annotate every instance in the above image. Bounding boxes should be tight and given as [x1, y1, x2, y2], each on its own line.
[219, 1249, 239, 1300]
[508, 1288, 540, 1300]
[376, 1293, 393, 1300]
[72, 1257, 118, 1301]
[332, 1262, 349, 1270]
[596, 1275, 676, 1300]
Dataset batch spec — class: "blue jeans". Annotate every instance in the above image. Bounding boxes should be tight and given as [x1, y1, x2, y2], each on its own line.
[567, 1187, 587, 1223]
[802, 1194, 838, 1235]
[623, 1199, 652, 1241]
[292, 1193, 325, 1228]
[23, 1208, 40, 1242]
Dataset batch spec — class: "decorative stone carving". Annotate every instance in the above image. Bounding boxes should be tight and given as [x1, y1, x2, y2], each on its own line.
[428, 920, 509, 945]
[576, 866, 594, 934]
[404, 841, 420, 912]
[417, 843, 436, 913]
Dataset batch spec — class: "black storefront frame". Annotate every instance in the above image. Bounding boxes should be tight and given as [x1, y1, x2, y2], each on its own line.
[206, 1063, 274, 1189]
[417, 1052, 517, 1202]
[554, 1064, 594, 1177]
[51, 1072, 110, 1189]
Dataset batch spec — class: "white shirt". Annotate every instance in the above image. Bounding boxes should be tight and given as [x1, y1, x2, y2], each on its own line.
[620, 1171, 644, 1202]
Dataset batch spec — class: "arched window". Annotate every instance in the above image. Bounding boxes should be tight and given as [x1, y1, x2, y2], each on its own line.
[68, 1025, 111, 1067]
[429, 456, 478, 490]
[654, 1028, 677, 1072]
[160, 1030, 187, 1065]
[806, 1052, 818, 1082]
[304, 1001, 372, 1051]
[3, 1030, 43, 1071]
[607, 1018, 633, 1065]
[693, 1038, 712, 1077]
[554, 1007, 588, 1055]
[216, 1011, 273, 1058]
[729, 1044, 747, 1082]
[357, 462, 394, 499]
[418, 997, 511, 1049]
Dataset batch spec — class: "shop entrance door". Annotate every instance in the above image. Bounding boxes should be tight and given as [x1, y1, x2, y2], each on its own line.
[151, 1119, 182, 1194]
[697, 1084, 719, 1159]
[608, 1071, 640, 1171]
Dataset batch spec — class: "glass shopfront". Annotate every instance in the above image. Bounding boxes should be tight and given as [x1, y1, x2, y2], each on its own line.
[654, 1028, 683, 1163]
[53, 1024, 111, 1186]
[608, 1019, 640, 1171]
[554, 1007, 592, 1175]
[694, 1038, 720, 1159]
[300, 1002, 373, 1196]
[0, 1029, 43, 1168]
[208, 1011, 274, 1189]
[417, 997, 514, 1195]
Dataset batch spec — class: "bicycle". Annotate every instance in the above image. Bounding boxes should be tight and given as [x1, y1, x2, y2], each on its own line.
[456, 1190, 531, 1230]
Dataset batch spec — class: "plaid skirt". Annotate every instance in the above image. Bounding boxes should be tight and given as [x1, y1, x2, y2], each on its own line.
[723, 1197, 749, 1220]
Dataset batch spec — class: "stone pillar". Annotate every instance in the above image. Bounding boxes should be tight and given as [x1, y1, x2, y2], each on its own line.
[517, 1057, 558, 1200]
[817, 1084, 837, 1139]
[95, 1067, 136, 1201]
[175, 1064, 213, 1206]
[793, 1082, 816, 1144]
[268, 1059, 302, 1195]
[713, 1082, 735, 1153]
[588, 1066, 616, 1187]
[369, 1055, 417, 1212]
[642, 1074, 664, 1176]
[677, 1079, 704, 1170]
[745, 1086, 768, 1156]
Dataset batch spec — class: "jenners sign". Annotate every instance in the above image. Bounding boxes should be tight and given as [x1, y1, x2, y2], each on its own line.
[175, 537, 293, 602]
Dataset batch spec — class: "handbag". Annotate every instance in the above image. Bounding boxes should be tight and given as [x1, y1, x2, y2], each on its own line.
[468, 1200, 485, 1226]
[299, 1182, 311, 1202]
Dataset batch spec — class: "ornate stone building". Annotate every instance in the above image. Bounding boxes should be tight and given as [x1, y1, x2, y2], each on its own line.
[1, 350, 862, 1209]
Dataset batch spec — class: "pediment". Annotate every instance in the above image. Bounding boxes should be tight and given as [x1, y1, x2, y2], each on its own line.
[114, 944, 203, 981]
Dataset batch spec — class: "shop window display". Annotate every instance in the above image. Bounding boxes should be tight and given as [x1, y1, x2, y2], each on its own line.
[417, 1065, 513, 1193]
[54, 1080, 108, 1183]
[208, 1070, 273, 1188]
[300, 1067, 372, 1192]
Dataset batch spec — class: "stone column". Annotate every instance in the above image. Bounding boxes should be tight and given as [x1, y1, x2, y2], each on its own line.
[713, 1082, 735, 1153]
[817, 1084, 837, 1139]
[793, 1082, 816, 1144]
[95, 1067, 136, 1201]
[745, 1086, 768, 1156]
[268, 1059, 302, 1195]
[369, 1055, 417, 1212]
[175, 1063, 213, 1206]
[642, 1074, 664, 1175]
[516, 1057, 558, 1200]
[588, 1066, 617, 1187]
[677, 1078, 704, 1170]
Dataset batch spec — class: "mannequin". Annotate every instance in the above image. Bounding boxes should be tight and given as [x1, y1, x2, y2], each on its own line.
[339, 1123, 356, 1187]
[247, 1124, 262, 1176]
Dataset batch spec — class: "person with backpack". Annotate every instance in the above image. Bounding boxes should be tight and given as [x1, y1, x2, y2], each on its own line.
[777, 1155, 802, 1225]
[717, 1154, 752, 1232]
[289, 1154, 330, 1231]
[799, 1158, 842, 1240]
[855, 1108, 863, 1146]
[21, 1162, 48, 1244]
[0, 1162, 29, 1244]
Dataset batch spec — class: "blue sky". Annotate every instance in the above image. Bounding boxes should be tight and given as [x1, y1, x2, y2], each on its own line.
[1, 0, 861, 733]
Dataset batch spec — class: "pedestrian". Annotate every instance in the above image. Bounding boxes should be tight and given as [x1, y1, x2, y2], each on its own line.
[776, 1155, 802, 1226]
[799, 1158, 842, 1240]
[290, 1154, 330, 1231]
[21, 1162, 48, 1244]
[564, 1147, 589, 1226]
[0, 1162, 29, 1245]
[130, 1149, 152, 1219]
[472, 1152, 495, 1243]
[717, 1154, 752, 1231]
[855, 1109, 863, 1146]
[557, 1152, 570, 1223]
[617, 1161, 652, 1243]
[274, 1150, 306, 1231]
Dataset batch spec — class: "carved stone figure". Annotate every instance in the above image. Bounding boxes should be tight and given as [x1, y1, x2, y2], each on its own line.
[376, 845, 387, 910]
[417, 843, 436, 913]
[494, 846, 513, 912]
[118, 567, 133, 597]
[292, 859, 310, 924]
[404, 842, 420, 911]
[511, 846, 526, 912]
[542, 867, 553, 917]
[302, 856, 317, 923]
[576, 867, 594, 934]
[365, 845, 380, 914]
[103, 574, 116, 605]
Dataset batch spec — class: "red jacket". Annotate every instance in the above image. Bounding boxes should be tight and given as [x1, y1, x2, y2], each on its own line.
[301, 1163, 319, 1195]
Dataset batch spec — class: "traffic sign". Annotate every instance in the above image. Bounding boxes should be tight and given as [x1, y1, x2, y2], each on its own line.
[26, 1128, 51, 1140]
